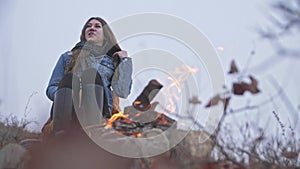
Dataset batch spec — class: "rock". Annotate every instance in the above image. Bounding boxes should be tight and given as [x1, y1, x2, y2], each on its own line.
[19, 138, 42, 150]
[0, 143, 28, 169]
[131, 129, 215, 169]
[168, 130, 215, 169]
[138, 128, 169, 157]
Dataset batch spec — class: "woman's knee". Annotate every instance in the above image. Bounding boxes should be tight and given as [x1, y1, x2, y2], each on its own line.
[58, 73, 80, 89]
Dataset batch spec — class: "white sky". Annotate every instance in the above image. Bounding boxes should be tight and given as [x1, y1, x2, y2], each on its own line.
[0, 0, 299, 132]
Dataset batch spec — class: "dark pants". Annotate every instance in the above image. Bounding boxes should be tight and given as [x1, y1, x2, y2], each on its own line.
[50, 68, 110, 124]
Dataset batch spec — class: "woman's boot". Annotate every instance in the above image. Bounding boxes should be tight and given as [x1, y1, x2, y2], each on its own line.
[80, 84, 104, 127]
[52, 87, 74, 133]
[52, 73, 80, 133]
[79, 68, 111, 127]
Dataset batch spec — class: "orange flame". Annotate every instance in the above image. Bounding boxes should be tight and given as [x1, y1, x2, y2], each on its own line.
[135, 133, 142, 137]
[133, 101, 141, 105]
[164, 64, 198, 114]
[104, 112, 142, 138]
[105, 111, 129, 129]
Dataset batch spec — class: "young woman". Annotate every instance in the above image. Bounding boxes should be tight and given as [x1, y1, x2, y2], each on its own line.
[45, 17, 132, 133]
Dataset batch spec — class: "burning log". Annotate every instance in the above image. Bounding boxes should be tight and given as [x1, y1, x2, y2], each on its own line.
[112, 117, 142, 136]
[110, 112, 176, 137]
[133, 79, 163, 111]
[102, 79, 175, 138]
[104, 101, 176, 137]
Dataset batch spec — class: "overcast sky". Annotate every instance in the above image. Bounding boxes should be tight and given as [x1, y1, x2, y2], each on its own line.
[0, 0, 299, 132]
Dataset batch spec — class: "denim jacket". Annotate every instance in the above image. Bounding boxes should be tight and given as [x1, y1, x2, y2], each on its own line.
[46, 51, 132, 113]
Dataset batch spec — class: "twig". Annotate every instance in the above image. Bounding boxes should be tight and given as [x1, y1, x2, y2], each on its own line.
[24, 91, 38, 118]
[268, 76, 299, 129]
[272, 111, 286, 137]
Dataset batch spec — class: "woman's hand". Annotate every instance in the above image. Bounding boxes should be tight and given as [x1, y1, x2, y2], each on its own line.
[114, 50, 128, 59]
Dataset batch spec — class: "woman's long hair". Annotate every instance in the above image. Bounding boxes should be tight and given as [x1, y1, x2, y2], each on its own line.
[65, 17, 121, 74]
[64, 17, 122, 114]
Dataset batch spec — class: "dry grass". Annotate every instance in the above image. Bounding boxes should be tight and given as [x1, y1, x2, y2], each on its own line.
[0, 115, 40, 149]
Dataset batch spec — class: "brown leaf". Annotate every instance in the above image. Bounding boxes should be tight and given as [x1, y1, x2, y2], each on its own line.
[232, 75, 260, 95]
[228, 60, 239, 74]
[232, 83, 247, 95]
[205, 94, 221, 107]
[205, 94, 230, 111]
[189, 96, 201, 104]
[249, 75, 256, 85]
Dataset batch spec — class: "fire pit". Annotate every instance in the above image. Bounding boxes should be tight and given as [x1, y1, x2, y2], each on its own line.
[84, 79, 176, 137]
[78, 79, 180, 158]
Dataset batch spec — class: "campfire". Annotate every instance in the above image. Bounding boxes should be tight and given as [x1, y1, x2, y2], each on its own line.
[88, 79, 176, 138]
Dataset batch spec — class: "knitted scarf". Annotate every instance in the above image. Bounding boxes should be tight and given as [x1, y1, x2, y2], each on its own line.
[69, 41, 120, 76]
[72, 41, 111, 57]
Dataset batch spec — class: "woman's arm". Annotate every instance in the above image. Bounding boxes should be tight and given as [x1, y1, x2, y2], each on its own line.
[46, 52, 70, 101]
[111, 51, 133, 98]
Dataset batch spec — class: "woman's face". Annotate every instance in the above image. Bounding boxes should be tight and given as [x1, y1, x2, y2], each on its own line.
[84, 19, 105, 45]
